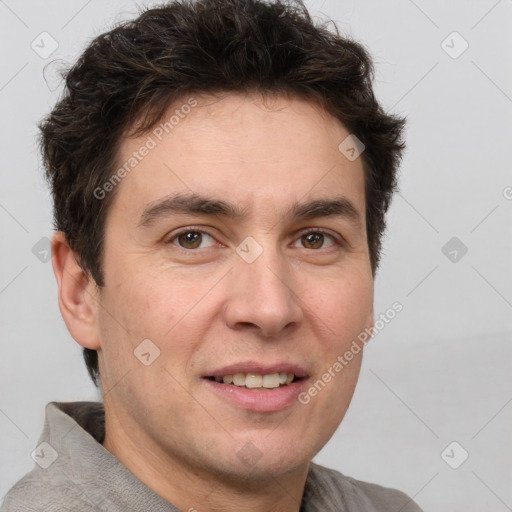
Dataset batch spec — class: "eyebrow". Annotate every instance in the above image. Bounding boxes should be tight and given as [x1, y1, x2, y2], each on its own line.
[137, 193, 362, 229]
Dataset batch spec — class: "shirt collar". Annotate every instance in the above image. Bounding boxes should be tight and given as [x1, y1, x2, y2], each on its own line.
[41, 401, 347, 511]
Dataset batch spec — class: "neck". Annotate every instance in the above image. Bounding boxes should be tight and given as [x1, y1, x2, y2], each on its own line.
[102, 404, 310, 512]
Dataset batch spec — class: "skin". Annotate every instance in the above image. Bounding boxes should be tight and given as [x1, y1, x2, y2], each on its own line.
[51, 92, 374, 512]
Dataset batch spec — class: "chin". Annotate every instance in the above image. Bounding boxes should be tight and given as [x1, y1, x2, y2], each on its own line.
[213, 454, 310, 488]
[236, 437, 315, 480]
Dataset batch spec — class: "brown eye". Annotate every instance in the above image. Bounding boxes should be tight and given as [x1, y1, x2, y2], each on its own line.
[169, 230, 216, 249]
[301, 232, 325, 249]
[177, 232, 202, 249]
[296, 231, 338, 250]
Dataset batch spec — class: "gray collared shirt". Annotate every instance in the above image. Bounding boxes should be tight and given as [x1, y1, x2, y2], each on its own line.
[1, 401, 424, 511]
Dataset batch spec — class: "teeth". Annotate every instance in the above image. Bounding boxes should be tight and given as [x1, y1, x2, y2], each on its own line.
[246, 374, 263, 388]
[233, 373, 245, 386]
[262, 373, 280, 388]
[213, 372, 297, 389]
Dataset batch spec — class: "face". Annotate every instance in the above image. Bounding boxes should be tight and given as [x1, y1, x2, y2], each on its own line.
[88, 92, 374, 483]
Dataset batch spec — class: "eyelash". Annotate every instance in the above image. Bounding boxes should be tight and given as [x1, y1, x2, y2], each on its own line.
[164, 226, 343, 250]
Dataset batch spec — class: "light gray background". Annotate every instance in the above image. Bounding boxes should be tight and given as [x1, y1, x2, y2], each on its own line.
[1, 1, 511, 510]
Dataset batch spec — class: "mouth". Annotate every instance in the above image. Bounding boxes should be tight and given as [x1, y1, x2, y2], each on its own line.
[201, 363, 310, 412]
[205, 372, 304, 391]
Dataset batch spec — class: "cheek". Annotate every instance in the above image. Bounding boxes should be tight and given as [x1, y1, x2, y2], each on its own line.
[303, 273, 370, 429]
[107, 266, 188, 332]
[298, 350, 362, 455]
[110, 271, 219, 371]
[97, 275, 201, 400]
[302, 271, 373, 342]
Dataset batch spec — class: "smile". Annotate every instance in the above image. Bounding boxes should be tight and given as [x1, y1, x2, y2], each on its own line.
[207, 372, 299, 390]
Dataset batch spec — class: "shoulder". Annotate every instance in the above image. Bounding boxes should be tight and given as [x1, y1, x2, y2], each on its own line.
[306, 462, 424, 512]
[1, 470, 98, 512]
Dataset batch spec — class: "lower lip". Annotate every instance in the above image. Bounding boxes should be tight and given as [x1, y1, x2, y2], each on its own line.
[203, 378, 309, 412]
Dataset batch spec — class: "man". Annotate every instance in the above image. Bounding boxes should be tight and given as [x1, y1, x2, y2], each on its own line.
[1, 0, 421, 510]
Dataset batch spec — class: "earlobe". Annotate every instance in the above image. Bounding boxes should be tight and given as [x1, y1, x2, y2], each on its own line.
[51, 231, 101, 350]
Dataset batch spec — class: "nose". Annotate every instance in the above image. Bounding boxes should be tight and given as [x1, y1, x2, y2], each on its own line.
[223, 248, 303, 338]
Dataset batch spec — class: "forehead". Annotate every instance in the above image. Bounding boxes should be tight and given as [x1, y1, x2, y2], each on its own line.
[109, 92, 366, 225]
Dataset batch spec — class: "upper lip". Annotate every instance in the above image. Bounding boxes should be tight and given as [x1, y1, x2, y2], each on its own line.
[204, 361, 309, 379]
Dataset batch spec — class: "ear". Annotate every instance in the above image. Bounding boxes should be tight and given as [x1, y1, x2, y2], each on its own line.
[51, 231, 101, 350]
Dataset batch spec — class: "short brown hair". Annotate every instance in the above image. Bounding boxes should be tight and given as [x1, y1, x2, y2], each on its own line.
[40, 0, 406, 387]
